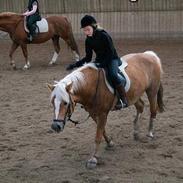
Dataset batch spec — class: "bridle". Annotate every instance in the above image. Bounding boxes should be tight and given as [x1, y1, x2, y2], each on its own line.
[53, 91, 79, 126]
[52, 67, 101, 128]
[90, 67, 101, 116]
[68, 67, 101, 122]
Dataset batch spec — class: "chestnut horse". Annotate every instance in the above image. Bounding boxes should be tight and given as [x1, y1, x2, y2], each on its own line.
[47, 51, 164, 168]
[0, 12, 80, 69]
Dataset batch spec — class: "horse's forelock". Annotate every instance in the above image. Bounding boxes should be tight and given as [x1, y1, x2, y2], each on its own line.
[51, 70, 85, 104]
[51, 83, 70, 104]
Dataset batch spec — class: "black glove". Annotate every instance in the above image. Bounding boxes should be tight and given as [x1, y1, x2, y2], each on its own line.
[66, 63, 77, 71]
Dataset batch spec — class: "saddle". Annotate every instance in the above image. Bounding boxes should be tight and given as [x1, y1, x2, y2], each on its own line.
[24, 17, 49, 35]
[95, 58, 131, 94]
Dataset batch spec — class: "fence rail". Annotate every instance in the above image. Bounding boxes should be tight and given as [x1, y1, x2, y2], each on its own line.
[0, 0, 183, 39]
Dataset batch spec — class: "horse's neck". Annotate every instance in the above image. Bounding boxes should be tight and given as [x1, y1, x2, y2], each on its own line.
[75, 68, 105, 106]
[0, 14, 22, 33]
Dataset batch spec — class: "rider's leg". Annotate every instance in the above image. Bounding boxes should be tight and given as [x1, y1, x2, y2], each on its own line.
[108, 59, 128, 108]
[26, 15, 38, 42]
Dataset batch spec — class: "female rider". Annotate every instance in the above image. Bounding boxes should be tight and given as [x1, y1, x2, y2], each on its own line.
[66, 15, 128, 108]
[23, 0, 41, 42]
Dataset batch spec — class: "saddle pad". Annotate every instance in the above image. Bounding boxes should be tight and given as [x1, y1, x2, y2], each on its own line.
[24, 18, 48, 33]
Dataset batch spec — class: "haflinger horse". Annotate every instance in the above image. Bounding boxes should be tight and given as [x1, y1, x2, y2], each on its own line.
[47, 51, 164, 169]
[0, 12, 80, 69]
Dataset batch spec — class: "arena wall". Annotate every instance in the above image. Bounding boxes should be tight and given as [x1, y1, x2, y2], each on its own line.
[0, 0, 182, 39]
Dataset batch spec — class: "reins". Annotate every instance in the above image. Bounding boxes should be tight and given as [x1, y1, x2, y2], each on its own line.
[66, 67, 101, 125]
[92, 68, 101, 115]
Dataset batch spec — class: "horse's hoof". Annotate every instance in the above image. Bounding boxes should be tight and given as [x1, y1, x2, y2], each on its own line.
[48, 61, 56, 66]
[23, 65, 30, 70]
[23, 62, 31, 70]
[10, 63, 16, 70]
[105, 140, 114, 150]
[48, 62, 53, 66]
[86, 157, 97, 169]
[146, 132, 154, 139]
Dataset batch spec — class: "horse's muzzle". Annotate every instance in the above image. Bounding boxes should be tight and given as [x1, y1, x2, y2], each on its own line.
[51, 119, 65, 133]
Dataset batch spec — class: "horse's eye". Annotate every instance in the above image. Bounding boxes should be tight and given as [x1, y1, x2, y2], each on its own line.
[63, 102, 67, 106]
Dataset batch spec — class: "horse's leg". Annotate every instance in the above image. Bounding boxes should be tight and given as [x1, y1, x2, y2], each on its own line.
[65, 38, 80, 62]
[9, 42, 19, 69]
[49, 36, 60, 65]
[91, 115, 114, 148]
[86, 113, 107, 169]
[103, 130, 114, 148]
[21, 44, 31, 70]
[146, 89, 158, 138]
[133, 98, 144, 140]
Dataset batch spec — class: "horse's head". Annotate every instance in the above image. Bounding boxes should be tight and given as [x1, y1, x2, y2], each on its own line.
[47, 81, 75, 133]
[47, 68, 87, 132]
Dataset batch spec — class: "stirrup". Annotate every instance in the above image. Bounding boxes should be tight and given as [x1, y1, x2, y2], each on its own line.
[121, 99, 128, 108]
[115, 99, 127, 110]
[27, 35, 33, 42]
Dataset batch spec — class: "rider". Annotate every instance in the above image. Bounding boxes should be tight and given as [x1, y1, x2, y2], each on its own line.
[66, 15, 128, 108]
[23, 0, 41, 42]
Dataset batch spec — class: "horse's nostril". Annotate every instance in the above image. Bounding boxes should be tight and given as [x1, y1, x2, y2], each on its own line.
[51, 122, 64, 132]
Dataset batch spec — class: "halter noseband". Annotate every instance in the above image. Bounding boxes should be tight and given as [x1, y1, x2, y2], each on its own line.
[53, 119, 65, 125]
[53, 92, 78, 126]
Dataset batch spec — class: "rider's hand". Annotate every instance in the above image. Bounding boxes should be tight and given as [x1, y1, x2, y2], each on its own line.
[66, 63, 77, 71]
[23, 12, 29, 16]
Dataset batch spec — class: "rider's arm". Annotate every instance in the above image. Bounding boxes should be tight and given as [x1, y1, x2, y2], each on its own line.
[75, 38, 93, 67]
[23, 2, 38, 16]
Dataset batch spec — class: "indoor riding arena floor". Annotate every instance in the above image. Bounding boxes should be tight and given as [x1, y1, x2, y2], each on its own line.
[0, 38, 183, 183]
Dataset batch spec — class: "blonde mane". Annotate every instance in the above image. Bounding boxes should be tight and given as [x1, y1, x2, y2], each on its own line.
[51, 63, 98, 103]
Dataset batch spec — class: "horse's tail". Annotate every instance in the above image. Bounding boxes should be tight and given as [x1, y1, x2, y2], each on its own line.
[157, 81, 165, 113]
[64, 17, 80, 56]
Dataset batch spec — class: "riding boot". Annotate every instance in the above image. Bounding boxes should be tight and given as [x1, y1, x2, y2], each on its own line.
[115, 84, 128, 109]
[27, 24, 36, 42]
[27, 34, 33, 42]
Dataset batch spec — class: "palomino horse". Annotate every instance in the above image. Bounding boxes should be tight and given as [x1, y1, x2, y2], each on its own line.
[47, 51, 164, 168]
[0, 12, 80, 69]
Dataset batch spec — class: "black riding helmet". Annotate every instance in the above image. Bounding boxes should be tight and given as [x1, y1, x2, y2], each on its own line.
[80, 15, 97, 28]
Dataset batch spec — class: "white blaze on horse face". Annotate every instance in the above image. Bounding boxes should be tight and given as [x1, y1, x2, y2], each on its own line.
[54, 98, 61, 119]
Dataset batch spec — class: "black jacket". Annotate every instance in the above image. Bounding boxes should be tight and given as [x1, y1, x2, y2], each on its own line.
[76, 29, 120, 68]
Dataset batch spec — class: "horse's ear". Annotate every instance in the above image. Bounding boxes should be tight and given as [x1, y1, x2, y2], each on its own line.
[46, 83, 55, 92]
[66, 81, 73, 93]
